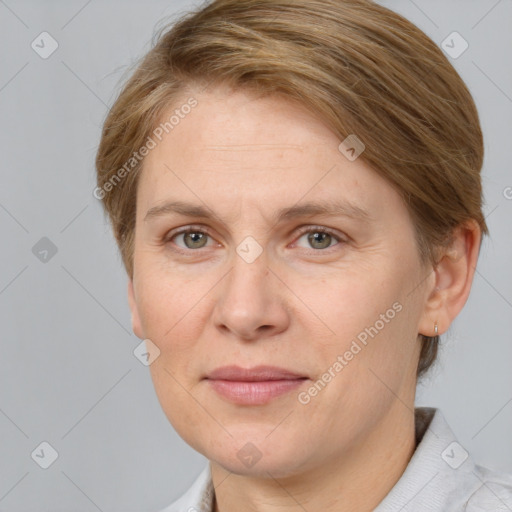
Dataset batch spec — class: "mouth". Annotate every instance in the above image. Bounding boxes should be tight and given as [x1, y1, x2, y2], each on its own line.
[204, 365, 308, 405]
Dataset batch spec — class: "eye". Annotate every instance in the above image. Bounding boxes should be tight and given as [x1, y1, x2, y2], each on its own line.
[293, 226, 344, 250]
[166, 227, 215, 250]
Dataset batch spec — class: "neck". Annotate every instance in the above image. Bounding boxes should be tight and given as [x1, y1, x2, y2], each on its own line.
[211, 403, 417, 512]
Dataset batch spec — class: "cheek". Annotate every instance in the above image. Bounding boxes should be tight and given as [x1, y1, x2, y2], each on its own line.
[136, 266, 206, 344]
[300, 264, 419, 379]
[298, 269, 398, 338]
[135, 267, 224, 397]
[137, 271, 210, 431]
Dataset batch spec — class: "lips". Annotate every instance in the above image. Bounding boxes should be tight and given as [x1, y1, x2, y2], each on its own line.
[205, 365, 306, 381]
[205, 365, 308, 405]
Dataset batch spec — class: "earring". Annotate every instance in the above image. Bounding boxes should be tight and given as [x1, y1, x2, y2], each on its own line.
[434, 322, 438, 335]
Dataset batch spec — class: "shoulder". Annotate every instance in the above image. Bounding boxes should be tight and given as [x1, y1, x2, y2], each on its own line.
[463, 463, 512, 511]
[375, 407, 512, 512]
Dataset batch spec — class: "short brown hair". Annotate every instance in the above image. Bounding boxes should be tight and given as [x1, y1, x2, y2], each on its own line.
[95, 0, 488, 379]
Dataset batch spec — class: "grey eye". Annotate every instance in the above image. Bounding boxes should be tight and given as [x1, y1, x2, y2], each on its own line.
[178, 231, 209, 249]
[307, 231, 334, 249]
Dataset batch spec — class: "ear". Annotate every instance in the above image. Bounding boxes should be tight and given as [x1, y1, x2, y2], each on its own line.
[127, 279, 144, 339]
[418, 220, 482, 337]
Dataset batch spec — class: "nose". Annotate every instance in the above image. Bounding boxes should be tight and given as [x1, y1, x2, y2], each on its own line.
[211, 250, 290, 341]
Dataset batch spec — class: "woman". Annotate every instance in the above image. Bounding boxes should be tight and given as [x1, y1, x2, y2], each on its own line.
[95, 0, 512, 510]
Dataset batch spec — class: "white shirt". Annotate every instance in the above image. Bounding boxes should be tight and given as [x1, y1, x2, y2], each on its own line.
[159, 407, 512, 511]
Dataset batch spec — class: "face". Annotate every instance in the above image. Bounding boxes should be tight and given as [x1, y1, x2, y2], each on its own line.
[128, 84, 431, 478]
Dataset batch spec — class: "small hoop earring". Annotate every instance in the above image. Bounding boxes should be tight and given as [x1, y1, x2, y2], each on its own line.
[434, 322, 438, 335]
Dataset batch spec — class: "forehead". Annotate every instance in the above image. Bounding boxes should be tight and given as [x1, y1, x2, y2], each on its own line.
[135, 86, 403, 224]
[148, 86, 339, 167]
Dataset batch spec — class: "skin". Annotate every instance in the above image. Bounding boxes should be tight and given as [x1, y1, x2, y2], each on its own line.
[127, 83, 480, 512]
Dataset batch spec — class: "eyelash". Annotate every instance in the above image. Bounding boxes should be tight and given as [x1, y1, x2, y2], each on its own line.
[164, 225, 345, 254]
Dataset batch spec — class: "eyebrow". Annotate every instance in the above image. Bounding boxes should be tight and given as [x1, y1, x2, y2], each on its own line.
[144, 199, 372, 224]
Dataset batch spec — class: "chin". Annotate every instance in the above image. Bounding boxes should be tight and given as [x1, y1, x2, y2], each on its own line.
[212, 452, 303, 479]
[202, 429, 314, 479]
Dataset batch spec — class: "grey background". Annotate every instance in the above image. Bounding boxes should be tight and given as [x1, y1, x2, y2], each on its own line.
[0, 0, 510, 510]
